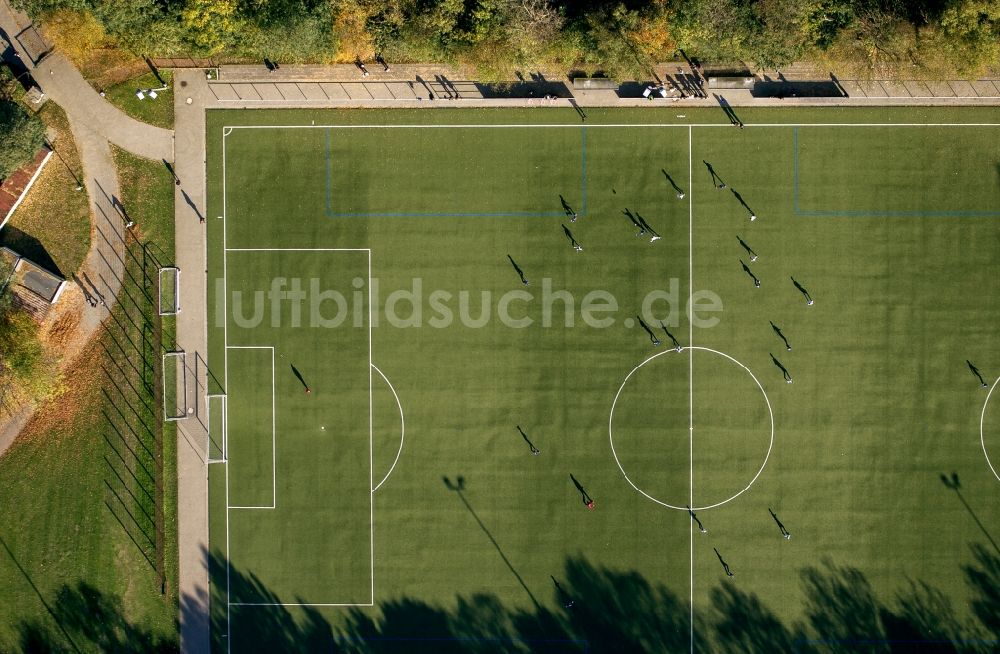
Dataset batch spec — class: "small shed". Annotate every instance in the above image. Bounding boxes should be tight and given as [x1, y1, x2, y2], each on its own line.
[0, 246, 65, 318]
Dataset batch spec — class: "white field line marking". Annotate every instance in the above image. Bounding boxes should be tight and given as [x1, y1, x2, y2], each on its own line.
[368, 250, 375, 604]
[222, 126, 232, 654]
[225, 248, 370, 252]
[228, 255, 376, 608]
[213, 115, 999, 645]
[225, 346, 277, 510]
[224, 123, 1000, 130]
[687, 124, 694, 654]
[230, 602, 375, 607]
[981, 377, 1000, 483]
[225, 458, 232, 654]
[222, 128, 377, 620]
[371, 364, 405, 493]
[607, 348, 776, 510]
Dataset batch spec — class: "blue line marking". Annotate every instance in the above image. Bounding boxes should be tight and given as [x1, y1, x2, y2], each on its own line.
[797, 209, 1000, 217]
[792, 127, 799, 214]
[327, 211, 569, 218]
[793, 126, 1000, 217]
[325, 128, 332, 216]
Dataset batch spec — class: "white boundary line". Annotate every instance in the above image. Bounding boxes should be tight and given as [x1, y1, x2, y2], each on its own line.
[368, 249, 375, 606]
[981, 376, 1000, 483]
[210, 115, 1000, 644]
[687, 125, 694, 654]
[371, 364, 406, 493]
[224, 123, 1000, 129]
[230, 602, 369, 607]
[225, 346, 277, 510]
[222, 126, 230, 650]
[222, 127, 376, 629]
[225, 247, 369, 252]
[607, 347, 775, 511]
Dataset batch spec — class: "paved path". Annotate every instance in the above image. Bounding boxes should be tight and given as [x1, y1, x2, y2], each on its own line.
[172, 68, 210, 654]
[33, 54, 174, 160]
[0, 0, 135, 454]
[0, 0, 174, 160]
[207, 62, 1000, 107]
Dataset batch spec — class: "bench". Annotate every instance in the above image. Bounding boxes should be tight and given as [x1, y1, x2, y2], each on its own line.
[571, 77, 619, 91]
[707, 76, 756, 90]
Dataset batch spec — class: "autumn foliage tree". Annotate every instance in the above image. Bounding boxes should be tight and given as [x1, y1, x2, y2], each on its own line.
[0, 100, 46, 181]
[9, 0, 999, 81]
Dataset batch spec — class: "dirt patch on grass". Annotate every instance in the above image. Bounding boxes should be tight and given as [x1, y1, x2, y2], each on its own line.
[13, 334, 102, 448]
[40, 291, 82, 351]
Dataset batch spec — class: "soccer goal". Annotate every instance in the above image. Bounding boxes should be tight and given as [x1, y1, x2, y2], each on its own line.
[158, 267, 180, 315]
[207, 394, 227, 463]
[162, 351, 188, 421]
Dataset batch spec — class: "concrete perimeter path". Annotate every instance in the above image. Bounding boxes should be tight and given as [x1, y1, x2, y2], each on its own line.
[172, 69, 210, 654]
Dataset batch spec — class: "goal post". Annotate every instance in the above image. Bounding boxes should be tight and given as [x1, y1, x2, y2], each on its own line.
[158, 267, 180, 315]
[162, 351, 188, 420]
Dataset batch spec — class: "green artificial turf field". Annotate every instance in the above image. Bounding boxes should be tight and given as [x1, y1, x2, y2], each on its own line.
[204, 107, 1000, 653]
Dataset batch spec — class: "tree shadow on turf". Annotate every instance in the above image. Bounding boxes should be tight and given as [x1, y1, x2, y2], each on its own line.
[8, 578, 176, 653]
[8, 541, 1000, 652]
[165, 545, 1000, 653]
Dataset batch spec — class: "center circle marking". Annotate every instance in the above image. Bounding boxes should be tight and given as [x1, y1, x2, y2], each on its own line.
[981, 377, 1000, 483]
[608, 346, 775, 511]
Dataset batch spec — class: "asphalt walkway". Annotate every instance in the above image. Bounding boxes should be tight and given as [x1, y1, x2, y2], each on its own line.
[172, 68, 210, 654]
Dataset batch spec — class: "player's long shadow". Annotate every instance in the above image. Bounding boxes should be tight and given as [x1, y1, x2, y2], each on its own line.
[442, 476, 541, 610]
[941, 473, 1000, 555]
[290, 365, 309, 391]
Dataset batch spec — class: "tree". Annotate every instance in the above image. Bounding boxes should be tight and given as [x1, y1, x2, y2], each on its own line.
[748, 0, 823, 68]
[934, 0, 1000, 77]
[0, 100, 46, 181]
[238, 0, 336, 61]
[92, 0, 186, 56]
[803, 0, 855, 49]
[579, 3, 658, 79]
[0, 304, 53, 412]
[458, 0, 567, 78]
[672, 0, 757, 63]
[332, 0, 378, 61]
[0, 281, 63, 412]
[41, 9, 107, 67]
[181, 0, 242, 55]
[0, 66, 21, 102]
[819, 4, 917, 79]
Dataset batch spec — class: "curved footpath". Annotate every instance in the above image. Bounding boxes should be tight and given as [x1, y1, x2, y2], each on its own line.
[0, 0, 174, 455]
